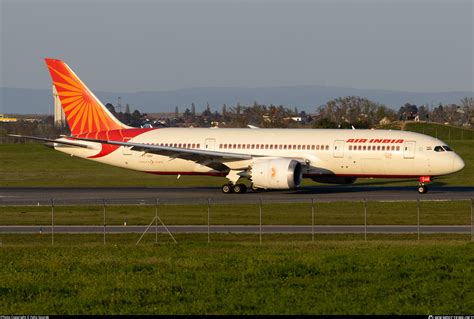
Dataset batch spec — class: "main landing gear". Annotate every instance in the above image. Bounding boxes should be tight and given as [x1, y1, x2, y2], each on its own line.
[221, 183, 247, 194]
[417, 176, 430, 194]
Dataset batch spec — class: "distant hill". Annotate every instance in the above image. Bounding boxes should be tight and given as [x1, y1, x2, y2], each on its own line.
[1, 86, 472, 114]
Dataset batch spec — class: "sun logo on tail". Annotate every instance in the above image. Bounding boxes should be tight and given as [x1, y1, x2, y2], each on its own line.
[45, 58, 126, 135]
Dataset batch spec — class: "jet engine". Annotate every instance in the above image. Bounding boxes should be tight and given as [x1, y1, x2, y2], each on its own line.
[311, 176, 357, 184]
[250, 158, 302, 189]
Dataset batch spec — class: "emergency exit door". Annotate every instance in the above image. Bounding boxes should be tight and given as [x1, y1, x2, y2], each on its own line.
[205, 138, 215, 151]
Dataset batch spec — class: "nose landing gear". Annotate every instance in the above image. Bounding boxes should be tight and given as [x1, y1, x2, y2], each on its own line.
[418, 176, 430, 194]
[418, 185, 428, 194]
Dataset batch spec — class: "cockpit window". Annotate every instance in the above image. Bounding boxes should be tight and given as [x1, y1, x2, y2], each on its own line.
[442, 146, 453, 151]
[434, 146, 444, 152]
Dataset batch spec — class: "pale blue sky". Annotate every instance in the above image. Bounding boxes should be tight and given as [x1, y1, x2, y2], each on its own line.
[1, 0, 472, 92]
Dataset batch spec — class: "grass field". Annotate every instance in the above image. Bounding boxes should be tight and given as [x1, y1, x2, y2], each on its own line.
[404, 122, 474, 141]
[0, 139, 472, 187]
[0, 200, 471, 226]
[0, 239, 472, 314]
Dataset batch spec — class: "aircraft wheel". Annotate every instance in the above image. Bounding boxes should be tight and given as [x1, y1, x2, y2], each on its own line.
[233, 183, 247, 193]
[417, 185, 428, 194]
[222, 184, 233, 194]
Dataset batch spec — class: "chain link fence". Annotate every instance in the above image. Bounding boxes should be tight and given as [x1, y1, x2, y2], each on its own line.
[0, 197, 472, 246]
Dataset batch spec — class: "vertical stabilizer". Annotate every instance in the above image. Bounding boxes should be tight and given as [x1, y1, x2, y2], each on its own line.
[45, 58, 129, 135]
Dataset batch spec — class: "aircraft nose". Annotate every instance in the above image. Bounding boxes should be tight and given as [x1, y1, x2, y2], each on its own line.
[452, 154, 465, 172]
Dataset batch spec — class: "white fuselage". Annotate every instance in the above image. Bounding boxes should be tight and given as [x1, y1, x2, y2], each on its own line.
[54, 128, 464, 179]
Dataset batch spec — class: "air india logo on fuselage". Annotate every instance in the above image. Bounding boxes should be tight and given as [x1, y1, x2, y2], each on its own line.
[346, 139, 404, 143]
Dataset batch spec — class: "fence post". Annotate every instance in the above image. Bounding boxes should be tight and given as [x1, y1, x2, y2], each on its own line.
[364, 198, 367, 241]
[207, 197, 211, 244]
[471, 199, 473, 242]
[103, 199, 106, 245]
[417, 198, 420, 241]
[51, 199, 54, 246]
[259, 197, 262, 244]
[155, 199, 158, 244]
[311, 198, 315, 242]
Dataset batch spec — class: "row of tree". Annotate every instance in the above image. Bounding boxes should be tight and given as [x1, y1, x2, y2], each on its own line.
[2, 96, 472, 142]
[398, 97, 473, 127]
[170, 96, 473, 129]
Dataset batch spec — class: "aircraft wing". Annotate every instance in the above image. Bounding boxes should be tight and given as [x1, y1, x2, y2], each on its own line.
[65, 136, 258, 171]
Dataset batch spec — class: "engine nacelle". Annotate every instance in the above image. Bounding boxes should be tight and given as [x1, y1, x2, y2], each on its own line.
[311, 176, 357, 184]
[250, 159, 302, 189]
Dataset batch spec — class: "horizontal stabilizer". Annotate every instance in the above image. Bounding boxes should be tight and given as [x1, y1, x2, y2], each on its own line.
[8, 134, 94, 149]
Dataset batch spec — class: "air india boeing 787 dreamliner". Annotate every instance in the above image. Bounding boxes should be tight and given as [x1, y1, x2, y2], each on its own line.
[11, 59, 465, 194]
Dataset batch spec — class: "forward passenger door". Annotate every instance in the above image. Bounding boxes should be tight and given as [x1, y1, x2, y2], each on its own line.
[333, 140, 344, 158]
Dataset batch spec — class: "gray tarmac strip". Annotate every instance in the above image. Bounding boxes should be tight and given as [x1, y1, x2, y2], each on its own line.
[0, 225, 471, 234]
[0, 186, 473, 205]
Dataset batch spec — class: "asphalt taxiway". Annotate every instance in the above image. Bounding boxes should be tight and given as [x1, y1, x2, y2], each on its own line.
[0, 186, 473, 205]
[0, 225, 470, 234]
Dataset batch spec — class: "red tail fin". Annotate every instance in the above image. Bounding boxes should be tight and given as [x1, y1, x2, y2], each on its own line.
[45, 58, 128, 135]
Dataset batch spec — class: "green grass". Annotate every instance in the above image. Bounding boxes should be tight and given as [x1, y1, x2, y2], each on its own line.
[0, 200, 471, 225]
[405, 122, 474, 141]
[1, 140, 472, 187]
[0, 143, 221, 187]
[0, 239, 472, 314]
